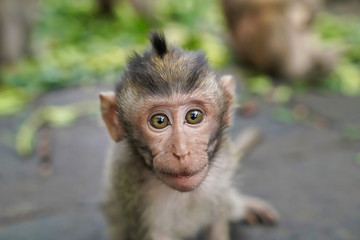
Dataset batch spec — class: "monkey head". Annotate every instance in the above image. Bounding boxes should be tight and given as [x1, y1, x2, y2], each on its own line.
[100, 32, 235, 192]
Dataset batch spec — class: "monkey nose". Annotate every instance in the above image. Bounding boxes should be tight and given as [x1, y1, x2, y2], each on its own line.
[172, 144, 190, 160]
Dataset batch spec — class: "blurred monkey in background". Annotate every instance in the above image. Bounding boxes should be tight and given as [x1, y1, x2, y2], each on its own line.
[221, 0, 338, 81]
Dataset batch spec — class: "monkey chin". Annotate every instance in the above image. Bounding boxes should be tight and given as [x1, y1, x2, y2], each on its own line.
[157, 164, 209, 192]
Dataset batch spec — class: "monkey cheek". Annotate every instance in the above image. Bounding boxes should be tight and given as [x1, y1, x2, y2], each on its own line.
[156, 164, 209, 192]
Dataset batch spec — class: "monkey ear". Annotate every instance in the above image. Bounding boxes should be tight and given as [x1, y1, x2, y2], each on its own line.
[99, 92, 124, 142]
[220, 75, 235, 126]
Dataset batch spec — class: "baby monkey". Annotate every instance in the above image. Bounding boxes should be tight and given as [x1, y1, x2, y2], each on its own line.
[100, 32, 278, 240]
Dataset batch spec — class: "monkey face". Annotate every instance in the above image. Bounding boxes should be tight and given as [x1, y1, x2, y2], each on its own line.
[100, 74, 234, 193]
[136, 93, 219, 192]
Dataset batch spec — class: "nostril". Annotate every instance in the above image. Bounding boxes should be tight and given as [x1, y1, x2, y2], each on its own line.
[173, 150, 190, 160]
[172, 152, 179, 159]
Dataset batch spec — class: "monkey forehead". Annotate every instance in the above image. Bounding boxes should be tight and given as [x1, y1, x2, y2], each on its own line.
[139, 92, 218, 111]
[118, 80, 224, 110]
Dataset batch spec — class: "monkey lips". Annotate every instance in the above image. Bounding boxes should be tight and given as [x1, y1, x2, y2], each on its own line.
[156, 164, 208, 192]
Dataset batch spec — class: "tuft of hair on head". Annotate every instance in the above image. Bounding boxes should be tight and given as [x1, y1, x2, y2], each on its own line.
[149, 31, 168, 59]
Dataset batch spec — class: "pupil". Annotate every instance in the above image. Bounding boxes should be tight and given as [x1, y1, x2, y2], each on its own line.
[157, 116, 165, 124]
[190, 112, 198, 120]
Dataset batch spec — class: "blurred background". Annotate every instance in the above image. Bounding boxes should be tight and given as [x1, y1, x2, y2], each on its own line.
[0, 0, 359, 239]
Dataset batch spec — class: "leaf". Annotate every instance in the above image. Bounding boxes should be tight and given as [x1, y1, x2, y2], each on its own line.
[335, 61, 360, 96]
[45, 106, 78, 127]
[16, 108, 46, 156]
[271, 107, 295, 124]
[248, 75, 272, 96]
[272, 85, 293, 103]
[0, 88, 28, 116]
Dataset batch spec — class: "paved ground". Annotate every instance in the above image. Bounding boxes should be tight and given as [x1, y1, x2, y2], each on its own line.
[0, 83, 359, 240]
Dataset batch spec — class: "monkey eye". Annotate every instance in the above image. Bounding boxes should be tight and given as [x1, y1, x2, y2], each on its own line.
[150, 114, 169, 129]
[185, 110, 203, 124]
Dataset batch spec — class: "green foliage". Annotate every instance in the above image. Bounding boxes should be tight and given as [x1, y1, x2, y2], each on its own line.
[315, 14, 360, 63]
[1, 0, 228, 97]
[2, 0, 360, 113]
[315, 13, 360, 96]
[247, 75, 272, 96]
[0, 87, 28, 116]
[271, 107, 295, 124]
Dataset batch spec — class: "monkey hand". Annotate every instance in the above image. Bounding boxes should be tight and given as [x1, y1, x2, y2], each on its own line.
[241, 195, 279, 226]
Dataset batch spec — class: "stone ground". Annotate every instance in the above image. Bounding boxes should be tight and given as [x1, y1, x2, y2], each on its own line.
[0, 83, 359, 240]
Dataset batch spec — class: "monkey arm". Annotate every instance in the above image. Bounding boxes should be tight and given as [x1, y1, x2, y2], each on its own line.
[230, 127, 262, 161]
[223, 127, 262, 171]
[226, 188, 280, 225]
[206, 207, 230, 240]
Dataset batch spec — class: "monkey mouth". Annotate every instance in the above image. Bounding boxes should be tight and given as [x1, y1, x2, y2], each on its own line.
[160, 168, 203, 178]
[157, 164, 208, 192]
